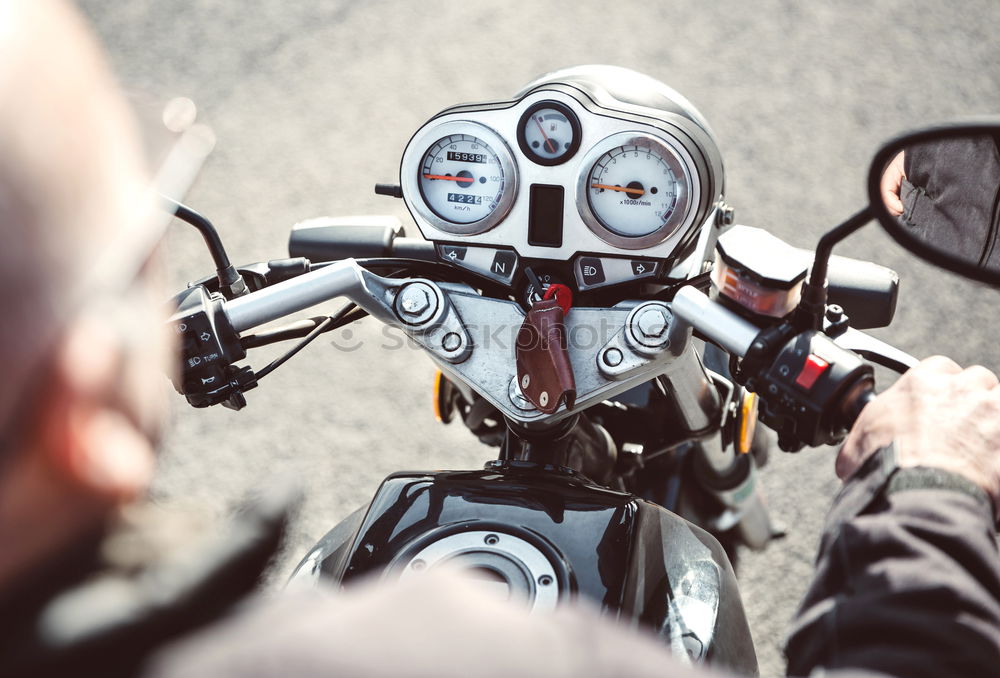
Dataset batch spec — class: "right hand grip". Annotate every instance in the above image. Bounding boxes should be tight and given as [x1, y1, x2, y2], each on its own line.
[841, 380, 877, 428]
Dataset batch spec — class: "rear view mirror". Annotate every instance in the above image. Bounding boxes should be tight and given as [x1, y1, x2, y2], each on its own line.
[868, 121, 1000, 286]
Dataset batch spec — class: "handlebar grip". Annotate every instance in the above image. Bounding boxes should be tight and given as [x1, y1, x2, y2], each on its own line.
[289, 216, 399, 261]
[390, 237, 437, 261]
[288, 216, 435, 262]
[841, 381, 877, 427]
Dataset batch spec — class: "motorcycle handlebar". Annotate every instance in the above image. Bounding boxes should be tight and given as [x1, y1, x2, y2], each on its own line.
[673, 284, 881, 450]
[189, 258, 887, 440]
[671, 286, 759, 357]
[225, 259, 364, 332]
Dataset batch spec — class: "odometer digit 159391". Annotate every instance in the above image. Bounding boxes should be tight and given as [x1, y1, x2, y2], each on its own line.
[419, 132, 510, 229]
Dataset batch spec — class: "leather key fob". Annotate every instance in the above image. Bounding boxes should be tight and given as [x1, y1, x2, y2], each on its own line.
[515, 298, 576, 414]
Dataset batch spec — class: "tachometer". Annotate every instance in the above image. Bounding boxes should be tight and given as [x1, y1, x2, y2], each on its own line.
[410, 122, 517, 235]
[577, 132, 695, 249]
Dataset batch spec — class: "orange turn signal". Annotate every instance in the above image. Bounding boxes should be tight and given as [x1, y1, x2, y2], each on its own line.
[738, 391, 759, 455]
[433, 370, 446, 422]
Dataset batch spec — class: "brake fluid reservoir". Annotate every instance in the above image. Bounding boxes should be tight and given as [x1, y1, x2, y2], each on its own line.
[711, 226, 809, 318]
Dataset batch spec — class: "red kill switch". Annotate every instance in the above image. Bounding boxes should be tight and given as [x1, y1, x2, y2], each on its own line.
[795, 354, 830, 390]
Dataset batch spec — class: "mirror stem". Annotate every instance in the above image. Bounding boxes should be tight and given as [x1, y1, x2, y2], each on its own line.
[796, 206, 874, 330]
[162, 195, 248, 299]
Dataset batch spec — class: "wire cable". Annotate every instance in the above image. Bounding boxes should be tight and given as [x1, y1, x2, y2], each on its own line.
[241, 306, 369, 349]
[254, 303, 358, 380]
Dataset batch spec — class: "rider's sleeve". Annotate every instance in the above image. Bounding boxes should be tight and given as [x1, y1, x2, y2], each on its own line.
[784, 445, 1000, 677]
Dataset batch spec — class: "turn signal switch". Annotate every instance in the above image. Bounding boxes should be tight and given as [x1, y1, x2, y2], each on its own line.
[168, 286, 256, 410]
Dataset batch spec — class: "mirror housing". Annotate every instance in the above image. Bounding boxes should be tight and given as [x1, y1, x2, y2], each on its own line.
[868, 120, 1000, 287]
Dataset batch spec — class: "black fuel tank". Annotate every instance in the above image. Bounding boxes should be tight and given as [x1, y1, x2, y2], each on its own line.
[293, 461, 757, 674]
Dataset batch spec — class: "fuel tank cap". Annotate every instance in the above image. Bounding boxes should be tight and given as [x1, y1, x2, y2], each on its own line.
[394, 530, 561, 613]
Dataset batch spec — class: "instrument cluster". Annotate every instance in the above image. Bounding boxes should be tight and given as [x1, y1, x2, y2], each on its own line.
[398, 73, 722, 293]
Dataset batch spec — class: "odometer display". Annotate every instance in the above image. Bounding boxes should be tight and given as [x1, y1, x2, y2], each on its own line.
[446, 151, 487, 164]
[448, 193, 484, 205]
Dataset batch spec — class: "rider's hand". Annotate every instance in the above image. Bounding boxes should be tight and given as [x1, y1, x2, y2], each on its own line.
[879, 150, 906, 217]
[837, 355, 1000, 513]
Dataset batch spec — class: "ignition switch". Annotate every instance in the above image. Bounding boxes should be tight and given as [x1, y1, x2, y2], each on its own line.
[522, 266, 567, 307]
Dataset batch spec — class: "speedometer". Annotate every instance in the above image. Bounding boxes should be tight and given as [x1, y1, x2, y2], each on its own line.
[406, 121, 517, 236]
[420, 135, 504, 223]
[577, 132, 695, 249]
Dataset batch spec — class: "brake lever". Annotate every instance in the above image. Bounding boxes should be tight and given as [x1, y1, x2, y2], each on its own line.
[830, 327, 918, 374]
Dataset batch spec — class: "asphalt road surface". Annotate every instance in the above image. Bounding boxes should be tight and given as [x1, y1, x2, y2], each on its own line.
[79, 1, 1000, 675]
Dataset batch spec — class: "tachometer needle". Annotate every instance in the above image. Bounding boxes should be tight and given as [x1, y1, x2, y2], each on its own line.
[591, 183, 645, 196]
[424, 174, 475, 182]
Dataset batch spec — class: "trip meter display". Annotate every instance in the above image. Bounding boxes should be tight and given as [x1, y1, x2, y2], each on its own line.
[577, 132, 694, 250]
[411, 121, 517, 235]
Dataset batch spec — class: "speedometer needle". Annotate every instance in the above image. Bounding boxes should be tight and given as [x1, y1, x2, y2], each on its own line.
[591, 183, 645, 196]
[424, 174, 475, 182]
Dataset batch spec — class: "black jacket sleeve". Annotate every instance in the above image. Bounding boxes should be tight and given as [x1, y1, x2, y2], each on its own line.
[784, 445, 1000, 678]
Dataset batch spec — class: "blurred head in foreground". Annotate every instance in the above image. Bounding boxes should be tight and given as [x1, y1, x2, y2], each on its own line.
[0, 0, 172, 589]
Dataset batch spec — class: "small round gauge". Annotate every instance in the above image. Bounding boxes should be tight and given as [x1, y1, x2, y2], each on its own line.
[577, 132, 696, 249]
[517, 101, 581, 166]
[411, 122, 517, 235]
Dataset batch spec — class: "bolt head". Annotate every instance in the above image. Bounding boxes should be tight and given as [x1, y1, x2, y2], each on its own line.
[636, 308, 668, 338]
[399, 287, 430, 314]
[603, 347, 624, 367]
[441, 332, 461, 352]
[718, 204, 736, 226]
[825, 304, 845, 321]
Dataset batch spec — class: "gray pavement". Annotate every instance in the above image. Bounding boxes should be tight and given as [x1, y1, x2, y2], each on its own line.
[79, 1, 1000, 675]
